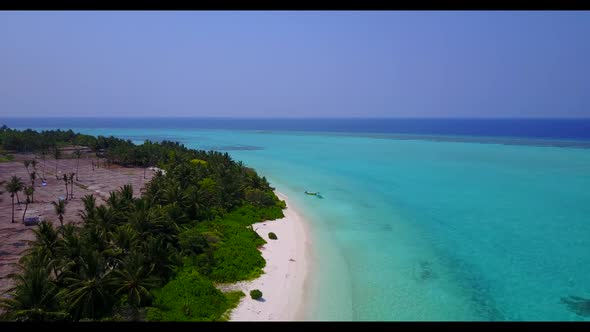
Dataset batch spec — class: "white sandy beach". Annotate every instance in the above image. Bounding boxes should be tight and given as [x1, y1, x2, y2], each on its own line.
[226, 191, 311, 321]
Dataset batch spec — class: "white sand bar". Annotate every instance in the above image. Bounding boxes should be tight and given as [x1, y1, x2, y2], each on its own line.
[226, 191, 311, 321]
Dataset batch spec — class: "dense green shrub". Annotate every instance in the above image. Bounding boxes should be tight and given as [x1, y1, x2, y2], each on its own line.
[275, 199, 287, 209]
[245, 189, 276, 207]
[268, 232, 277, 240]
[233, 204, 285, 223]
[209, 236, 266, 282]
[0, 153, 14, 162]
[250, 289, 263, 300]
[147, 268, 232, 321]
[220, 291, 245, 321]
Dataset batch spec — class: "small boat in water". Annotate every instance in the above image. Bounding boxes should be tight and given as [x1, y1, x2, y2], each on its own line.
[305, 191, 323, 198]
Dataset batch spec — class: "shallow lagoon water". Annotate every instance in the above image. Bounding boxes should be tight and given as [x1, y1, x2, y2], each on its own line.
[11, 125, 590, 321]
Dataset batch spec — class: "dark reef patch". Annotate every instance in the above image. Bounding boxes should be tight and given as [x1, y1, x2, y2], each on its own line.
[442, 255, 507, 320]
[413, 260, 437, 281]
[379, 224, 393, 232]
[118, 135, 192, 144]
[561, 296, 590, 317]
[209, 145, 264, 151]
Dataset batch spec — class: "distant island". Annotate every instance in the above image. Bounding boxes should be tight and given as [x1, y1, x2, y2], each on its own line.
[0, 126, 291, 321]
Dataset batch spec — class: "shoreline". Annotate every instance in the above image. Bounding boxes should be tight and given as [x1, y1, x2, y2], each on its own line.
[224, 191, 312, 321]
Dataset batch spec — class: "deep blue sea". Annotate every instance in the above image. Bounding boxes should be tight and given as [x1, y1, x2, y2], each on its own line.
[3, 118, 590, 321]
[4, 118, 590, 141]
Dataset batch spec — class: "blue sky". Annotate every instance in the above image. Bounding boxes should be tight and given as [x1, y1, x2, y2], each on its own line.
[0, 11, 589, 118]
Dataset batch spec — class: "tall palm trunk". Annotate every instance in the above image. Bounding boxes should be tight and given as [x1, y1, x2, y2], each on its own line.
[30, 177, 35, 203]
[11, 195, 15, 223]
[70, 178, 74, 199]
[15, 192, 20, 205]
[64, 181, 68, 200]
[59, 215, 64, 227]
[22, 200, 29, 223]
[76, 157, 80, 181]
[24, 161, 30, 178]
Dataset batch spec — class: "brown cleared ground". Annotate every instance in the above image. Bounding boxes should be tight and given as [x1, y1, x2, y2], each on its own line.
[0, 152, 153, 295]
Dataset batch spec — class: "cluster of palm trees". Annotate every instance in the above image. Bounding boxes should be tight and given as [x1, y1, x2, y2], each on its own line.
[0, 126, 96, 154]
[1, 127, 284, 321]
[5, 176, 24, 223]
[23, 159, 40, 201]
[62, 172, 76, 201]
[5, 175, 35, 224]
[4, 157, 80, 224]
[0, 185, 178, 321]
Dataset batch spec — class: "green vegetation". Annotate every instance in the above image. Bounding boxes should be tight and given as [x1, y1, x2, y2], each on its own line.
[0, 125, 97, 153]
[250, 289, 263, 300]
[268, 232, 278, 240]
[146, 268, 239, 321]
[0, 153, 14, 162]
[220, 291, 246, 320]
[0, 126, 286, 322]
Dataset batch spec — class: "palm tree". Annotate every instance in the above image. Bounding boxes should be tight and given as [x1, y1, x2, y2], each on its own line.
[31, 159, 38, 174]
[74, 149, 82, 181]
[161, 181, 189, 207]
[110, 225, 139, 254]
[62, 174, 68, 200]
[26, 221, 62, 280]
[83, 220, 110, 254]
[108, 251, 159, 307]
[53, 146, 61, 179]
[52, 200, 66, 227]
[88, 205, 121, 235]
[68, 173, 75, 200]
[127, 200, 166, 237]
[23, 160, 31, 176]
[5, 176, 24, 223]
[141, 156, 150, 179]
[22, 186, 34, 223]
[0, 180, 4, 203]
[79, 194, 97, 221]
[29, 171, 37, 202]
[119, 184, 134, 204]
[142, 236, 178, 282]
[41, 150, 47, 180]
[28, 221, 60, 258]
[58, 248, 114, 320]
[0, 263, 67, 321]
[56, 224, 83, 277]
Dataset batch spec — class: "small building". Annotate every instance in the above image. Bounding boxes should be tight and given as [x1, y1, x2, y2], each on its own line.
[23, 216, 44, 226]
[96, 149, 106, 157]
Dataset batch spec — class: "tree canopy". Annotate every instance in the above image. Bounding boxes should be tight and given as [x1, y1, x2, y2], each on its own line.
[0, 127, 285, 322]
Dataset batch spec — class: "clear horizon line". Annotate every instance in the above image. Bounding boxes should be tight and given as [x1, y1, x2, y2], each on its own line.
[3, 116, 590, 120]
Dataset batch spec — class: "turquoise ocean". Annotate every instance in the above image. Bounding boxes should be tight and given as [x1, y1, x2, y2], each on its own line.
[5, 119, 590, 321]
